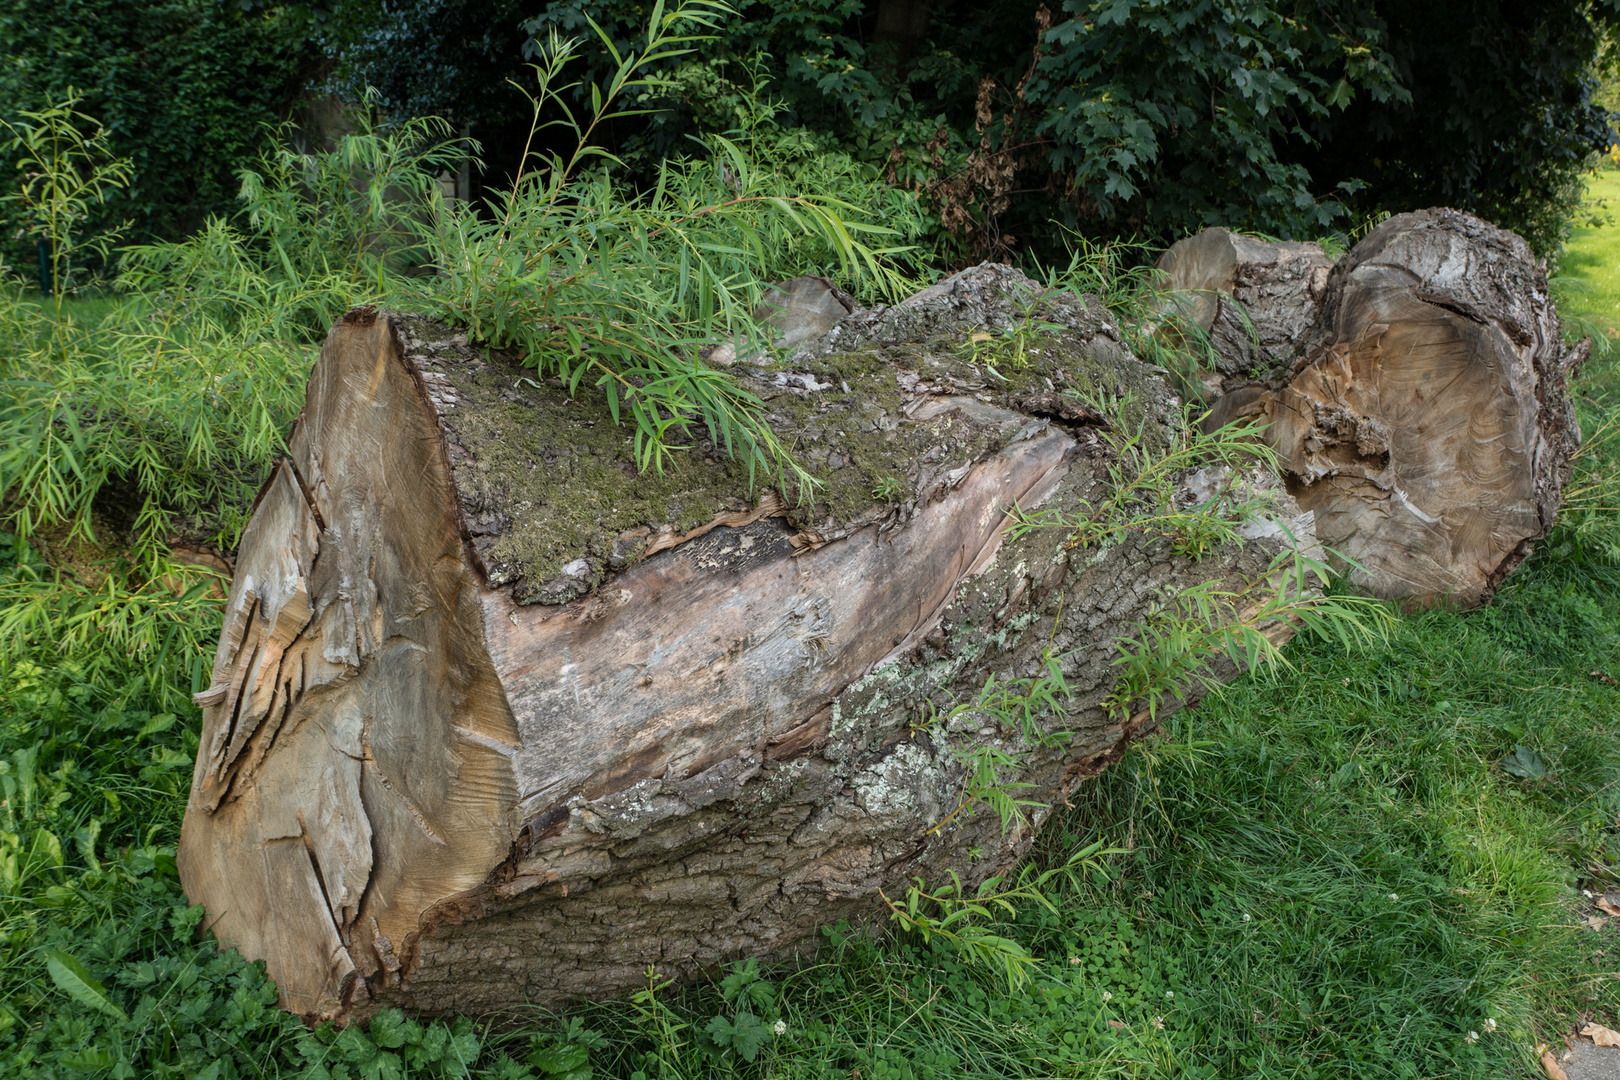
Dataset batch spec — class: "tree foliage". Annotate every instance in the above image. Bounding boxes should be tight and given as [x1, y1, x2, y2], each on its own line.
[0, 0, 311, 257]
[1029, 0, 1407, 240]
[326, 0, 1620, 259]
[1297, 0, 1620, 256]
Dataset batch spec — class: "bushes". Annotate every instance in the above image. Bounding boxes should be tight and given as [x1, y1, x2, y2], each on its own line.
[336, 0, 1618, 261]
[0, 0, 311, 259]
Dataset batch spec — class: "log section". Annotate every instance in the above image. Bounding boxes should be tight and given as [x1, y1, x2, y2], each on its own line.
[1206, 209, 1584, 606]
[179, 266, 1317, 1019]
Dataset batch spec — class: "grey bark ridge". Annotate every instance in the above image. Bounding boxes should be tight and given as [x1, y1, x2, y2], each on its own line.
[1153, 227, 1333, 399]
[178, 269, 1319, 1021]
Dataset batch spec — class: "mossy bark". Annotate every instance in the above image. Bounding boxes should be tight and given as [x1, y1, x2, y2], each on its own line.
[178, 265, 1317, 1021]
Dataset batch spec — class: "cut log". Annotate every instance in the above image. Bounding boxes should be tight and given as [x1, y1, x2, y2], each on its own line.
[1153, 227, 1333, 399]
[178, 264, 1320, 1021]
[1206, 209, 1584, 606]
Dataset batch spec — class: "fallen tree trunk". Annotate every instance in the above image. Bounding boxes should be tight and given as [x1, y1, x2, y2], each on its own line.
[178, 215, 1584, 1015]
[178, 264, 1323, 1020]
[1201, 209, 1584, 606]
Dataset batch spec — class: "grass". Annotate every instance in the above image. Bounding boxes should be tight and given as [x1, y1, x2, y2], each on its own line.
[12, 292, 125, 326]
[1557, 170, 1620, 362]
[3, 136, 1620, 1080]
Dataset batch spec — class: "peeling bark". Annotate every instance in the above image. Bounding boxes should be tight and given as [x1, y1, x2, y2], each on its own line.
[179, 266, 1320, 1020]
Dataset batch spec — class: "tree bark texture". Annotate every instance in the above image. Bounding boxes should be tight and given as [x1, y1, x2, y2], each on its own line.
[1186, 210, 1584, 606]
[1153, 226, 1333, 400]
[176, 264, 1323, 1021]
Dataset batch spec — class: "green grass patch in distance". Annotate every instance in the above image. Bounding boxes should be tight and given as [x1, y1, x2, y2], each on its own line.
[1560, 170, 1620, 341]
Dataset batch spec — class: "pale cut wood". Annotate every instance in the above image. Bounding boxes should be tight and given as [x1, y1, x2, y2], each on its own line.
[1207, 209, 1584, 607]
[179, 266, 1321, 1020]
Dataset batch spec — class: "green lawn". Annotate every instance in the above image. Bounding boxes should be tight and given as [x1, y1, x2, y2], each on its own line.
[3, 216, 1620, 1077]
[1562, 170, 1620, 339]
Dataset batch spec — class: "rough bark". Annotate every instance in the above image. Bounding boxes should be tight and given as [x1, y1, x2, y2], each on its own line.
[178, 264, 1321, 1021]
[1153, 226, 1333, 400]
[1206, 209, 1585, 606]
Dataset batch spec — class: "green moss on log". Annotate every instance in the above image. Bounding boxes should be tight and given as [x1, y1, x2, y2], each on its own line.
[398, 299, 1174, 604]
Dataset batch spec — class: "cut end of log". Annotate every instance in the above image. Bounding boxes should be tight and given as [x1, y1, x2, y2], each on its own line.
[178, 313, 523, 1018]
[1203, 208, 1582, 607]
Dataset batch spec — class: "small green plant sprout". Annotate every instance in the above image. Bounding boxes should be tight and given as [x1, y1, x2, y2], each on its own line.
[871, 474, 903, 501]
[960, 317, 1063, 378]
[701, 957, 779, 1065]
[878, 840, 1122, 993]
[626, 964, 689, 1078]
[1102, 549, 1394, 724]
[919, 649, 1075, 836]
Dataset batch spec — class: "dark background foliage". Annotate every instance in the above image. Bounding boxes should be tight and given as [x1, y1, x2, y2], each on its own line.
[325, 0, 1620, 259]
[2, 0, 1617, 269]
[1294, 0, 1618, 260]
[0, 0, 313, 262]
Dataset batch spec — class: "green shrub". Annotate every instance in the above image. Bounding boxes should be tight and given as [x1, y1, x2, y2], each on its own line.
[0, 0, 311, 262]
[351, 0, 1619, 260]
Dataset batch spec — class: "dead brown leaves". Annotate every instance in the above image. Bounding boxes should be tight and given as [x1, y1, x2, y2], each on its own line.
[1582, 1023, 1620, 1048]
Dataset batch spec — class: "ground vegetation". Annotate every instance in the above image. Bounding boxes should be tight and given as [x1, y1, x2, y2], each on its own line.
[0, 6, 1618, 1075]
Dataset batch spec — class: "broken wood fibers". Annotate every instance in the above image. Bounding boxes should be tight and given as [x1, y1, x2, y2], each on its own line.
[179, 266, 1316, 1020]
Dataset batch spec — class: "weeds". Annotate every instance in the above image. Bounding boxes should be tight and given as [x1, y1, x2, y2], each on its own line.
[416, 7, 916, 488]
[1011, 410, 1394, 723]
[1036, 235, 1226, 396]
